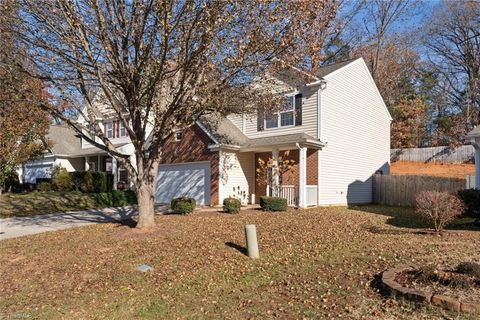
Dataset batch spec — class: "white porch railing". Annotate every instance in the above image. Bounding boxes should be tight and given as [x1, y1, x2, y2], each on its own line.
[466, 175, 476, 189]
[266, 185, 318, 207]
[279, 185, 298, 206]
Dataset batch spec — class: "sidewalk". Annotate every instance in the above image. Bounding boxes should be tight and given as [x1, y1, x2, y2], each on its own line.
[0, 204, 259, 240]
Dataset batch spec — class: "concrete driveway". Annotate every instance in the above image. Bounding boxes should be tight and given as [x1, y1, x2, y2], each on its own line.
[0, 205, 168, 241]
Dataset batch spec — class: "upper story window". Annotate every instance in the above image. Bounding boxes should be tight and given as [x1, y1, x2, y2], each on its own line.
[265, 95, 296, 129]
[106, 122, 113, 138]
[175, 131, 183, 141]
[119, 121, 127, 137]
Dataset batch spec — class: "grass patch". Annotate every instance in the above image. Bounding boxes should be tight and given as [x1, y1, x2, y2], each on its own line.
[0, 191, 136, 218]
[1, 205, 480, 319]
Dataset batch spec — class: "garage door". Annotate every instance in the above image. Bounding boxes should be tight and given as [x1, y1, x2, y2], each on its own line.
[24, 163, 53, 183]
[155, 162, 211, 205]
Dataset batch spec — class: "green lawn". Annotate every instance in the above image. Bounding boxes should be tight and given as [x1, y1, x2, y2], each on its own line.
[1, 205, 479, 319]
[0, 191, 136, 218]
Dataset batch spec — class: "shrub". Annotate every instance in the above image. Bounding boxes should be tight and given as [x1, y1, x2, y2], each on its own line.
[415, 191, 464, 233]
[37, 182, 52, 192]
[2, 170, 20, 193]
[457, 189, 480, 217]
[53, 168, 74, 191]
[260, 196, 287, 212]
[456, 261, 480, 278]
[223, 197, 241, 213]
[171, 197, 196, 214]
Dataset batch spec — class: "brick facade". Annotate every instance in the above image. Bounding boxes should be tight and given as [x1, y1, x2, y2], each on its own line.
[254, 149, 319, 202]
[161, 125, 219, 205]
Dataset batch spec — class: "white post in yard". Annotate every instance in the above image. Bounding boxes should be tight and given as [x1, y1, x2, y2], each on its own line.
[111, 157, 118, 190]
[298, 147, 307, 208]
[245, 224, 259, 259]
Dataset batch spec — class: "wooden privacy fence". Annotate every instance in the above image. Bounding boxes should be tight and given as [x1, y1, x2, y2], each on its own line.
[391, 145, 474, 163]
[373, 175, 470, 207]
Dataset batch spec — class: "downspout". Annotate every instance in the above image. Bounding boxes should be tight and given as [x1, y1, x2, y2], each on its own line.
[317, 80, 327, 206]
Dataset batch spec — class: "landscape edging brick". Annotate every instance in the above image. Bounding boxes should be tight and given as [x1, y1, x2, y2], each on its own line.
[381, 266, 480, 314]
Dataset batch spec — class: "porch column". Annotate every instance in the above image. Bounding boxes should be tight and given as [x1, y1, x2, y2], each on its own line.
[298, 147, 307, 208]
[111, 157, 118, 190]
[475, 146, 480, 189]
[317, 150, 321, 206]
[271, 149, 279, 197]
[84, 156, 90, 171]
[97, 155, 101, 172]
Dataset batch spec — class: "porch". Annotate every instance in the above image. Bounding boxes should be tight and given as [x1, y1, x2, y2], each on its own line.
[252, 146, 320, 208]
[84, 154, 129, 190]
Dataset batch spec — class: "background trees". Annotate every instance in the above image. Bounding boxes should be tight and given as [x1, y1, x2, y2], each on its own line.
[0, 0, 50, 193]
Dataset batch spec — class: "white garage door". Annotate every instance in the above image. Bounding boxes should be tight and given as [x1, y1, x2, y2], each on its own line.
[24, 163, 53, 183]
[156, 162, 211, 205]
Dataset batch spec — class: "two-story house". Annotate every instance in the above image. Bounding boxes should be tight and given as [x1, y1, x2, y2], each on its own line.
[21, 58, 391, 207]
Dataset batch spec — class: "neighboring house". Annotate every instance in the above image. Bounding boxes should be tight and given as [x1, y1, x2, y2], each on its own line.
[22, 58, 391, 207]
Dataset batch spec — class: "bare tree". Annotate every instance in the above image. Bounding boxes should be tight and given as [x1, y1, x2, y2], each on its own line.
[3, 0, 336, 228]
[425, 0, 480, 131]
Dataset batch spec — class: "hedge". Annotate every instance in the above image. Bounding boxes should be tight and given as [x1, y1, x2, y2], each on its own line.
[259, 196, 288, 212]
[70, 171, 114, 193]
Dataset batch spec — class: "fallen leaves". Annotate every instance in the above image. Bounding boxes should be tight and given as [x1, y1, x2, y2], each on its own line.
[1, 206, 479, 319]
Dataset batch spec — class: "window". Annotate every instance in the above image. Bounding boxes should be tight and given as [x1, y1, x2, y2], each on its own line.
[106, 122, 113, 138]
[175, 131, 183, 141]
[265, 95, 295, 129]
[119, 121, 127, 137]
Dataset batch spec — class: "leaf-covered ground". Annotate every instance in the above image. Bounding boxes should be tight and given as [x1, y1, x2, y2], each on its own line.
[1, 206, 479, 319]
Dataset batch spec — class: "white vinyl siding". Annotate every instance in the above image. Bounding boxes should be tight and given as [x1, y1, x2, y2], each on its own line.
[227, 85, 318, 139]
[219, 151, 255, 204]
[319, 59, 391, 205]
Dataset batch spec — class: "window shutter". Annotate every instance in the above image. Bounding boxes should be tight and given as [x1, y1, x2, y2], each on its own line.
[257, 107, 264, 131]
[295, 94, 302, 126]
[112, 121, 116, 138]
[116, 120, 120, 137]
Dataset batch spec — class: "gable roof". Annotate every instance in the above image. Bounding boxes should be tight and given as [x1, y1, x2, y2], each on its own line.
[316, 59, 358, 78]
[47, 125, 108, 156]
[198, 116, 324, 150]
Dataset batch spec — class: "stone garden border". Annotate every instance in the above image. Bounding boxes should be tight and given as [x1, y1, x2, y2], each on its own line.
[381, 266, 480, 314]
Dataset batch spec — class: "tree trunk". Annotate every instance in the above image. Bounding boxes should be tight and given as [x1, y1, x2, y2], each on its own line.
[136, 181, 156, 229]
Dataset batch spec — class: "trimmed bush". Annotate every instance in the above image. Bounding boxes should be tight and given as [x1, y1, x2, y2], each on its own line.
[53, 168, 74, 191]
[37, 182, 52, 192]
[416, 191, 464, 233]
[223, 197, 241, 213]
[171, 197, 196, 214]
[260, 196, 288, 212]
[457, 189, 480, 217]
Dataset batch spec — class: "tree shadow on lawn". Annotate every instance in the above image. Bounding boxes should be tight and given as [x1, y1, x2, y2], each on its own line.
[350, 205, 480, 233]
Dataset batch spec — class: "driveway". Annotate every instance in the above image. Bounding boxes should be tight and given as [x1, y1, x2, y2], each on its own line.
[0, 205, 168, 240]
